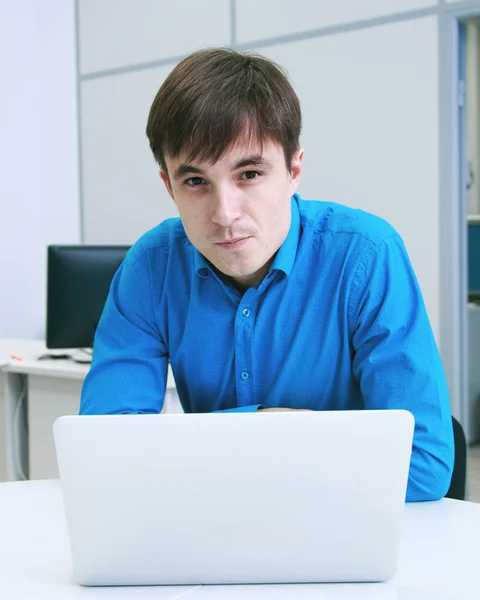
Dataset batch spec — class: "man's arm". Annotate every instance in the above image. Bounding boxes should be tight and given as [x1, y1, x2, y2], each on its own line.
[80, 250, 263, 415]
[350, 234, 454, 502]
[80, 250, 168, 415]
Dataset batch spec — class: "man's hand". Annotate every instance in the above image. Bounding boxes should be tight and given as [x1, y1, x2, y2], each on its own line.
[257, 407, 312, 412]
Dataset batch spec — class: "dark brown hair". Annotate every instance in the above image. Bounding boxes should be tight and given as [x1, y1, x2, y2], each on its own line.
[146, 48, 302, 172]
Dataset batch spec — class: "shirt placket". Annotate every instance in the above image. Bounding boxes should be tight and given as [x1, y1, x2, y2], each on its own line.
[234, 288, 258, 407]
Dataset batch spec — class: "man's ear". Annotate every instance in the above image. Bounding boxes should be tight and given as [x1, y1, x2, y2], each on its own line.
[160, 169, 175, 202]
[289, 148, 304, 193]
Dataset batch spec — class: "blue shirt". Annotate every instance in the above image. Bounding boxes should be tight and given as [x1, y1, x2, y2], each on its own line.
[80, 194, 454, 502]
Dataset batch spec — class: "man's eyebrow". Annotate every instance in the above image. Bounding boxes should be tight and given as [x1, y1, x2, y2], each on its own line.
[172, 164, 205, 181]
[172, 155, 273, 181]
[233, 155, 273, 170]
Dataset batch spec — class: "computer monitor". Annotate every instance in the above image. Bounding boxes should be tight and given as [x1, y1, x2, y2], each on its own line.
[469, 220, 480, 301]
[46, 245, 130, 350]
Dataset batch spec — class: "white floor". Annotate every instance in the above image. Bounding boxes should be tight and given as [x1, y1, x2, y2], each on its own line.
[468, 444, 480, 503]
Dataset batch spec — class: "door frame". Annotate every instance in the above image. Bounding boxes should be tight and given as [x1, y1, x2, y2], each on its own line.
[439, 2, 480, 435]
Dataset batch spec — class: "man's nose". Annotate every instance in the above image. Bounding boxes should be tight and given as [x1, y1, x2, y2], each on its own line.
[210, 186, 242, 228]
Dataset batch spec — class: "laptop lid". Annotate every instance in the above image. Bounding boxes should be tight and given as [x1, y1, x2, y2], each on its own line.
[53, 410, 414, 586]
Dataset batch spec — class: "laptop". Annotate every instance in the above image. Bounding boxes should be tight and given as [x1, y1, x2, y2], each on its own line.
[53, 409, 414, 586]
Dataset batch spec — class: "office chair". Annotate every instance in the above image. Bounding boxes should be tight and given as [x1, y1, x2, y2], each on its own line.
[445, 416, 467, 501]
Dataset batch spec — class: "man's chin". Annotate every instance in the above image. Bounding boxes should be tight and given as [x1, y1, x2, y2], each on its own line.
[219, 267, 256, 279]
[218, 262, 270, 285]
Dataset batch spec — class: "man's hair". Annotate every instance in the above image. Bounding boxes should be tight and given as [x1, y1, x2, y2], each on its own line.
[146, 48, 302, 173]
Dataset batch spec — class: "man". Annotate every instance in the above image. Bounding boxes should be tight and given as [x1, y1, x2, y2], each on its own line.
[80, 48, 454, 502]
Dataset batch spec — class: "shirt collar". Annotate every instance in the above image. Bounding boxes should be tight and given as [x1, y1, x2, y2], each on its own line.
[194, 243, 212, 278]
[268, 194, 301, 278]
[194, 194, 301, 279]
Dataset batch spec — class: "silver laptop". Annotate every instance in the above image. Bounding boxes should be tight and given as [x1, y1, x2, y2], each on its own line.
[53, 410, 414, 586]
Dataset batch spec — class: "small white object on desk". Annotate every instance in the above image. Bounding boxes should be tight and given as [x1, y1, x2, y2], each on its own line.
[36, 348, 93, 364]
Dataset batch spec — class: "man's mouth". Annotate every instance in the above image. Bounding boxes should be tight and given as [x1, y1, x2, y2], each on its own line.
[215, 237, 251, 249]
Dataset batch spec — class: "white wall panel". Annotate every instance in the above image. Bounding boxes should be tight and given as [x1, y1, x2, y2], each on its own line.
[0, 0, 79, 339]
[78, 0, 230, 75]
[81, 66, 178, 244]
[259, 17, 440, 335]
[237, 0, 437, 44]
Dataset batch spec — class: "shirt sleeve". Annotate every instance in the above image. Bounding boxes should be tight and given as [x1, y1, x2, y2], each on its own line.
[80, 250, 168, 415]
[350, 234, 454, 502]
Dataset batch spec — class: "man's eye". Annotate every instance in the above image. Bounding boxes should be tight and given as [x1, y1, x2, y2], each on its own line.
[185, 177, 205, 186]
[241, 171, 261, 181]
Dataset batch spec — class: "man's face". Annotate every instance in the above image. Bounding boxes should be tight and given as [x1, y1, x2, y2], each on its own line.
[160, 139, 303, 289]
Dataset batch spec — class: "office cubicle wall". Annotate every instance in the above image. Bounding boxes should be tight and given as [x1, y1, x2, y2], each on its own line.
[0, 0, 80, 340]
[77, 0, 441, 337]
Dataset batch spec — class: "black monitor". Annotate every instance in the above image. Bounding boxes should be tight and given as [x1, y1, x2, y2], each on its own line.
[469, 221, 480, 302]
[46, 245, 130, 349]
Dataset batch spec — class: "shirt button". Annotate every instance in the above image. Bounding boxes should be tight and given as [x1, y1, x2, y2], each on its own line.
[241, 371, 249, 380]
[242, 308, 251, 317]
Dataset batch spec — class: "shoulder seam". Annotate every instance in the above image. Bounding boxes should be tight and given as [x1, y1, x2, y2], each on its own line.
[314, 227, 399, 249]
[129, 240, 173, 269]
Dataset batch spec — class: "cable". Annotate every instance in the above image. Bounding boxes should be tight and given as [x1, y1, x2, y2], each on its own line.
[13, 377, 28, 481]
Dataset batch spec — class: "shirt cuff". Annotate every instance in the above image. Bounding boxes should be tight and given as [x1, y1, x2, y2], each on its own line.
[214, 404, 264, 413]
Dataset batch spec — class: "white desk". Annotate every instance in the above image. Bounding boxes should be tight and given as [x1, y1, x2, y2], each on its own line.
[0, 339, 181, 481]
[0, 480, 479, 599]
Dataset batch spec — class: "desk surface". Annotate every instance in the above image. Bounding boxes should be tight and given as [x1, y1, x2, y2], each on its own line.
[0, 339, 176, 387]
[0, 339, 89, 379]
[0, 480, 479, 599]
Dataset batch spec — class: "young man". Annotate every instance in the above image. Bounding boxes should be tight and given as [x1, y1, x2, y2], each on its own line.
[80, 48, 454, 502]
